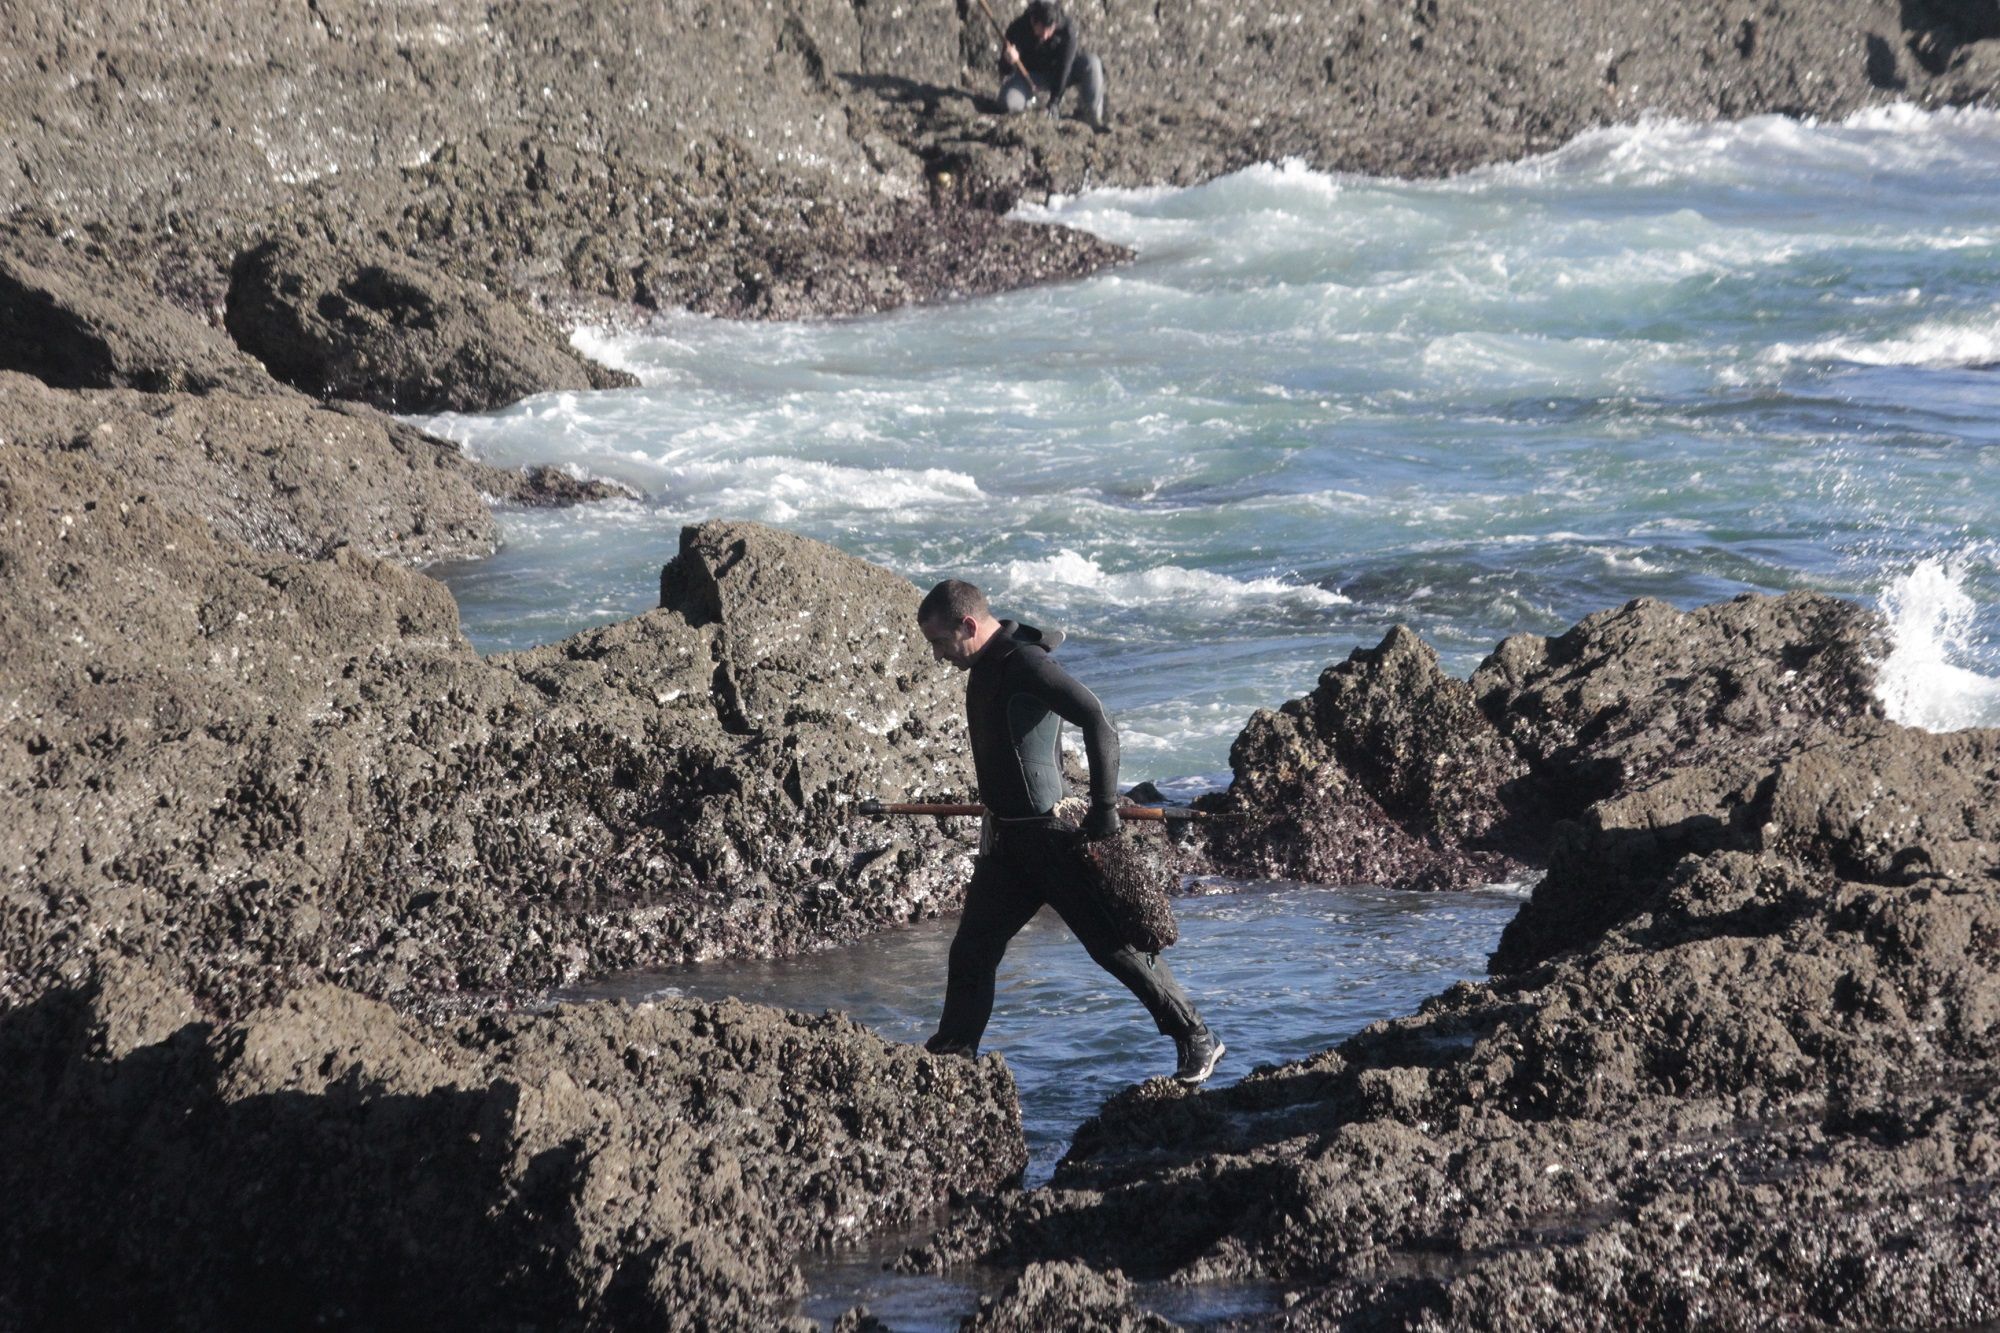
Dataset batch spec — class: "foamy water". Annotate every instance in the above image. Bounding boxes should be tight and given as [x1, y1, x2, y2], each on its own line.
[1878, 552, 2000, 731]
[422, 107, 2000, 776]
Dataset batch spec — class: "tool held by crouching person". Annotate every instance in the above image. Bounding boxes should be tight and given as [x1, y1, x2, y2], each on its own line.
[856, 799, 1211, 821]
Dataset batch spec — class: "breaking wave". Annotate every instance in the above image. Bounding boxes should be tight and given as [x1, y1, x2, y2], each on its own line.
[1765, 312, 2000, 370]
[1875, 555, 2000, 732]
[992, 550, 1346, 612]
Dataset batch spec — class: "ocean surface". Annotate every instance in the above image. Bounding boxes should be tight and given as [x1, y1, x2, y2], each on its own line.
[429, 108, 2000, 1326]
[423, 105, 2000, 781]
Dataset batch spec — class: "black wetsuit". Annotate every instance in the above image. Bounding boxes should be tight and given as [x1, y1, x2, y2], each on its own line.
[932, 621, 1201, 1051]
[965, 619, 1117, 818]
[1002, 10, 1082, 104]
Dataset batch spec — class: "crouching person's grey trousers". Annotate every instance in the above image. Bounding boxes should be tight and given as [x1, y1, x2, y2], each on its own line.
[1000, 52, 1105, 124]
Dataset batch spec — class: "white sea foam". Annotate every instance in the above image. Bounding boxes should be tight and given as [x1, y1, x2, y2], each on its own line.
[1876, 556, 2000, 732]
[1765, 312, 2000, 370]
[1465, 105, 2000, 194]
[658, 456, 986, 523]
[570, 325, 649, 377]
[1418, 331, 1668, 392]
[428, 109, 2000, 780]
[1138, 772, 1234, 803]
[1118, 701, 1266, 774]
[992, 550, 1346, 611]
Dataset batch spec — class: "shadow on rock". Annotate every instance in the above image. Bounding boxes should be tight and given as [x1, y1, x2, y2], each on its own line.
[0, 960, 1026, 1330]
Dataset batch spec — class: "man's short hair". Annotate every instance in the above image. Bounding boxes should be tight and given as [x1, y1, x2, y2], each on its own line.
[918, 579, 990, 627]
[1024, 0, 1059, 28]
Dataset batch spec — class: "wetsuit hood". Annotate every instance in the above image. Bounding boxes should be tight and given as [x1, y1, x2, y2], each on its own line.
[986, 618, 1065, 659]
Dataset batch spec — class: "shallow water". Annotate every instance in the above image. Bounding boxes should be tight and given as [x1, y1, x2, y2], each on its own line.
[423, 106, 2000, 783]
[565, 880, 1525, 1327]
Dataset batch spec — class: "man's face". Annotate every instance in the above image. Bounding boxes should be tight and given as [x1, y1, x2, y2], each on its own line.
[920, 614, 979, 670]
[1034, 19, 1056, 41]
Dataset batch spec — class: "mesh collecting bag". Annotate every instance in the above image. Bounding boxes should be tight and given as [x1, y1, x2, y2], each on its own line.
[1078, 826, 1180, 953]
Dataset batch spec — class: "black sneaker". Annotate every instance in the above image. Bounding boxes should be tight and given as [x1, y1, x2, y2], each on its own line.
[1172, 1026, 1223, 1086]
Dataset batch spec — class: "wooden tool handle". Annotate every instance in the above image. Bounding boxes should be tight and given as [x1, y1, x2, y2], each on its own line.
[856, 800, 1207, 821]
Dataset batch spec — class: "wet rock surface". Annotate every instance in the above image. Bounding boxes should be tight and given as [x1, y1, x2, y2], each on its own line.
[225, 234, 636, 413]
[961, 1260, 1181, 1332]
[0, 959, 1024, 1329]
[1202, 625, 1533, 891]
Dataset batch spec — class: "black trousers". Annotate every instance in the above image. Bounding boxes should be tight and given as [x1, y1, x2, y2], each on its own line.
[933, 820, 1201, 1051]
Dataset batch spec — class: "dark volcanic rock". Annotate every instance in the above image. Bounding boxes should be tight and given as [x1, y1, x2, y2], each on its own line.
[1203, 625, 1531, 890]
[1312, 627, 1532, 849]
[225, 235, 637, 413]
[1506, 715, 2000, 981]
[1472, 592, 1887, 823]
[708, 197, 1131, 321]
[1482, 593, 1889, 970]
[1205, 594, 1890, 916]
[961, 1260, 1181, 1332]
[908, 720, 2000, 1331]
[0, 959, 1024, 1330]
[501, 461, 641, 508]
[0, 419, 974, 1015]
[0, 227, 274, 396]
[1763, 723, 2000, 885]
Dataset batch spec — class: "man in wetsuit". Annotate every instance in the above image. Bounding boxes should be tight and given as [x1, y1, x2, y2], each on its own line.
[916, 578, 1223, 1085]
[999, 0, 1108, 129]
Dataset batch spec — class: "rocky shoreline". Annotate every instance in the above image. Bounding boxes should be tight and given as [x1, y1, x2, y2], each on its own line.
[6, 0, 2000, 1327]
[903, 599, 2000, 1329]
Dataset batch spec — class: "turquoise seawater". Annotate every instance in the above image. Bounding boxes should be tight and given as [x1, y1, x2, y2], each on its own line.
[421, 105, 2000, 784]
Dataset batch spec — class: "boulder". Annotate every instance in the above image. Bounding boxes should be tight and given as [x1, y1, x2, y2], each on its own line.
[1480, 593, 1890, 970]
[1204, 626, 1531, 890]
[1471, 593, 1886, 823]
[225, 235, 637, 413]
[1205, 594, 1890, 910]
[0, 230, 274, 396]
[961, 1261, 1180, 1332]
[0, 960, 1025, 1329]
[0, 407, 974, 1015]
